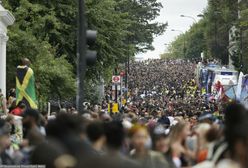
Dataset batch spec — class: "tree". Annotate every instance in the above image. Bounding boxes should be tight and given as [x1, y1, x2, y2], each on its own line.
[162, 20, 206, 59]
[115, 0, 167, 53]
[239, 2, 248, 73]
[161, 0, 240, 66]
[203, 0, 238, 65]
[3, 0, 76, 102]
[3, 0, 166, 104]
[82, 0, 167, 102]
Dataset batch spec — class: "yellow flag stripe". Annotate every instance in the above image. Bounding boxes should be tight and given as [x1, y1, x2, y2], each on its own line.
[16, 80, 37, 109]
[20, 68, 33, 90]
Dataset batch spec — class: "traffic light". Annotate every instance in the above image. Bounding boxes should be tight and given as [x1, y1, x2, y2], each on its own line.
[77, 0, 98, 114]
[86, 30, 97, 66]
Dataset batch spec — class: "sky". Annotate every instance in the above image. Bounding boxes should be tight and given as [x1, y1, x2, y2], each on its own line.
[136, 0, 208, 60]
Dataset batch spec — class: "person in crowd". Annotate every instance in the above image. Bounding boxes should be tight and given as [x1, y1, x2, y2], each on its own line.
[10, 101, 26, 116]
[0, 89, 7, 115]
[5, 115, 22, 146]
[216, 102, 248, 168]
[22, 109, 42, 139]
[46, 113, 95, 167]
[103, 121, 140, 168]
[0, 119, 13, 164]
[3, 58, 248, 168]
[20, 127, 45, 165]
[16, 58, 37, 109]
[152, 125, 170, 154]
[167, 121, 195, 168]
[7, 88, 15, 109]
[86, 121, 106, 155]
[129, 124, 169, 168]
[20, 109, 45, 165]
[194, 123, 211, 163]
[31, 140, 76, 168]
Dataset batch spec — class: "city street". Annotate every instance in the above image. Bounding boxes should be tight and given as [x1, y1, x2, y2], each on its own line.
[0, 0, 248, 168]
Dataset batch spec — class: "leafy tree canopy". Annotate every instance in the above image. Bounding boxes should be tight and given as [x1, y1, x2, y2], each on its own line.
[3, 0, 166, 103]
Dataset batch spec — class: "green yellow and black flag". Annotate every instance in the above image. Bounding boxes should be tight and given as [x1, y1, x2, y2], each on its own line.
[16, 65, 37, 109]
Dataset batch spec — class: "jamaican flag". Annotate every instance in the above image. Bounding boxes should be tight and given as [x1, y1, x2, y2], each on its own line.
[16, 65, 37, 109]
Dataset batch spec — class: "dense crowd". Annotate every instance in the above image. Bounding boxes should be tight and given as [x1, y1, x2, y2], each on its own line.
[127, 59, 210, 117]
[0, 59, 247, 168]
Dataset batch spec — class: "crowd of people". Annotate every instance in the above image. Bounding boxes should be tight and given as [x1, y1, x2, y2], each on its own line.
[127, 59, 210, 117]
[0, 59, 247, 168]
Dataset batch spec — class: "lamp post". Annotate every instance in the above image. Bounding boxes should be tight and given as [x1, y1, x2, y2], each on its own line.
[180, 14, 197, 23]
[171, 29, 186, 57]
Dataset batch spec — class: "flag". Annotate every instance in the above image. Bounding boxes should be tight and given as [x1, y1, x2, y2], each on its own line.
[225, 86, 237, 100]
[16, 65, 37, 109]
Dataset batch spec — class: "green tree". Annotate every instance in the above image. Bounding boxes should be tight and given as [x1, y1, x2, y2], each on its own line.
[115, 0, 167, 52]
[3, 0, 166, 104]
[3, 0, 76, 102]
[162, 20, 207, 59]
[239, 2, 248, 73]
[161, 0, 240, 66]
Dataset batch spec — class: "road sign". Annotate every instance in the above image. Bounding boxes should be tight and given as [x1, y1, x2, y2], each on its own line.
[112, 76, 121, 84]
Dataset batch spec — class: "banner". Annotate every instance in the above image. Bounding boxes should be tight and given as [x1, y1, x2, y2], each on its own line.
[225, 85, 237, 100]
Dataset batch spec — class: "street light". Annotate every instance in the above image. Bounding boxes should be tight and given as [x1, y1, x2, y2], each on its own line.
[171, 29, 186, 57]
[180, 14, 197, 23]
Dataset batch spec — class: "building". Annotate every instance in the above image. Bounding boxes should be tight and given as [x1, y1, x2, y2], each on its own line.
[0, 3, 15, 97]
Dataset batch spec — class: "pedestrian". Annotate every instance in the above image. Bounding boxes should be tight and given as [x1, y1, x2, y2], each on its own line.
[10, 102, 26, 116]
[129, 124, 169, 168]
[0, 89, 7, 115]
[16, 58, 37, 109]
[86, 121, 106, 155]
[167, 121, 195, 167]
[0, 119, 13, 165]
[103, 121, 140, 168]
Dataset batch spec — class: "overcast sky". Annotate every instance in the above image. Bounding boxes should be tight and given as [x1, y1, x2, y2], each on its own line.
[136, 0, 208, 60]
